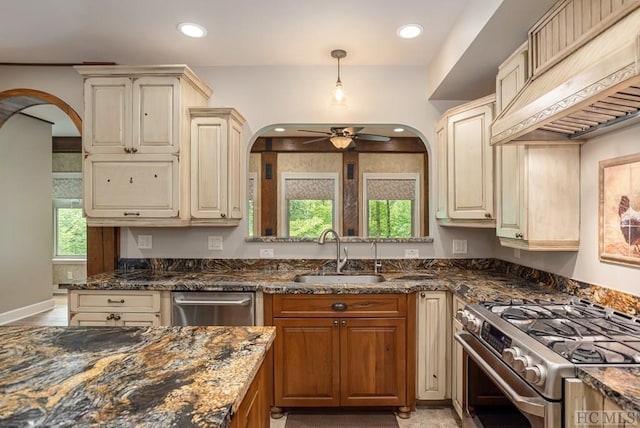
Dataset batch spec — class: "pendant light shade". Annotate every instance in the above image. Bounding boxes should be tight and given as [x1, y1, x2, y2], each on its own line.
[331, 49, 347, 105]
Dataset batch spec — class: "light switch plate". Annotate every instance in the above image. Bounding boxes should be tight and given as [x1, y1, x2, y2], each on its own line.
[259, 248, 274, 258]
[452, 239, 467, 254]
[137, 235, 152, 249]
[405, 249, 419, 258]
[208, 236, 223, 251]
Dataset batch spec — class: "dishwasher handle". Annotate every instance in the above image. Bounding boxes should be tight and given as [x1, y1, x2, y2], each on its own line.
[173, 297, 252, 306]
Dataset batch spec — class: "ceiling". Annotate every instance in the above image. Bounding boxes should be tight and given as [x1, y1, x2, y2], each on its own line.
[3, 0, 557, 136]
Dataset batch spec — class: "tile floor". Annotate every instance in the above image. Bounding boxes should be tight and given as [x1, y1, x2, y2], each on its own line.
[7, 297, 462, 428]
[270, 407, 461, 428]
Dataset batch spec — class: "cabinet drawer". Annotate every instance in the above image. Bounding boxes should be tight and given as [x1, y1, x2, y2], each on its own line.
[273, 294, 406, 317]
[69, 312, 161, 326]
[69, 290, 161, 313]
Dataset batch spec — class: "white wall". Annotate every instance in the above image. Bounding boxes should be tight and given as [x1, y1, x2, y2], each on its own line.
[495, 123, 640, 298]
[0, 114, 53, 314]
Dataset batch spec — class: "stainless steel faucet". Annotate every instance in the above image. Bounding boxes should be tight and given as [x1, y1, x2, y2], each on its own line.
[371, 241, 382, 273]
[318, 228, 348, 273]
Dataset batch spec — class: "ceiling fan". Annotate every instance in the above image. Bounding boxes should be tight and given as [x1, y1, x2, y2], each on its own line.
[298, 127, 391, 149]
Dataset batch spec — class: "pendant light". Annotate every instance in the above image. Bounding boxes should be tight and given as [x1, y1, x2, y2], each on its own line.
[331, 49, 347, 105]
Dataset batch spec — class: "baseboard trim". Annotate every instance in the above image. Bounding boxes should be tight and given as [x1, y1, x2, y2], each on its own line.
[0, 298, 55, 325]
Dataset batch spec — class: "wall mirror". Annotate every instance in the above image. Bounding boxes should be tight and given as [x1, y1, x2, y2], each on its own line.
[246, 124, 429, 241]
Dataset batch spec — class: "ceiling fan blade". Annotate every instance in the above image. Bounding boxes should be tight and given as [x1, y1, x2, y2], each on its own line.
[354, 133, 391, 142]
[298, 129, 332, 136]
[301, 136, 329, 144]
[331, 126, 364, 136]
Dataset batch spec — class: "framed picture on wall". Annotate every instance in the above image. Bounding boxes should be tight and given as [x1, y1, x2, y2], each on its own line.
[599, 153, 640, 267]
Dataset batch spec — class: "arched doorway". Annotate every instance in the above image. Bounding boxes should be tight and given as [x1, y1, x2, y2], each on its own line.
[0, 88, 82, 133]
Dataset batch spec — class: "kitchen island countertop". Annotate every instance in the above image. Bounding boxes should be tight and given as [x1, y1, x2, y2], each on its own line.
[0, 325, 275, 427]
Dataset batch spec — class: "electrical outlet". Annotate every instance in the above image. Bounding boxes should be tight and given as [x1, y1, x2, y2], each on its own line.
[137, 235, 152, 249]
[514, 248, 521, 259]
[67, 271, 73, 280]
[404, 249, 419, 258]
[208, 236, 223, 251]
[259, 248, 274, 258]
[452, 239, 468, 254]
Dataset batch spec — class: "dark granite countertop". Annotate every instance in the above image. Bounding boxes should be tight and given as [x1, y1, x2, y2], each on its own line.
[0, 326, 275, 427]
[61, 260, 640, 417]
[577, 367, 640, 414]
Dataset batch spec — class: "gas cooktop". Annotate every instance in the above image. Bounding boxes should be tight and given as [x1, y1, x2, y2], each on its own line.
[482, 299, 640, 365]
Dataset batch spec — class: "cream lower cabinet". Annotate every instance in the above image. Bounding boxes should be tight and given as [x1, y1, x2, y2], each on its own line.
[496, 144, 580, 251]
[436, 95, 496, 227]
[189, 108, 246, 225]
[417, 291, 448, 400]
[565, 379, 639, 428]
[68, 290, 165, 326]
[451, 295, 466, 419]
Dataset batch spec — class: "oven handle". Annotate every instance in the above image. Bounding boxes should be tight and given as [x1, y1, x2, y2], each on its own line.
[173, 297, 252, 306]
[455, 331, 546, 418]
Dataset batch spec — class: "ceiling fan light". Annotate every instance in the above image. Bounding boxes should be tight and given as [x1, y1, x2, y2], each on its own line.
[330, 136, 352, 149]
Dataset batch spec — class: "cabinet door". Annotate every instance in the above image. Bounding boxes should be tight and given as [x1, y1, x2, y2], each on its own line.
[83, 77, 132, 154]
[132, 77, 179, 153]
[417, 292, 447, 400]
[69, 312, 115, 326]
[274, 318, 340, 407]
[190, 117, 228, 219]
[452, 318, 465, 419]
[496, 145, 525, 239]
[447, 103, 494, 220]
[119, 313, 161, 327]
[340, 318, 406, 406]
[84, 154, 179, 218]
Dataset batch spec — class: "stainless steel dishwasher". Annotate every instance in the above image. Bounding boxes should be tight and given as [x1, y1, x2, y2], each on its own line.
[171, 291, 255, 326]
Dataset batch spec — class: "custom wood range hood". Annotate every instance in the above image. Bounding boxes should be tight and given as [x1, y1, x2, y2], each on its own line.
[491, 1, 640, 145]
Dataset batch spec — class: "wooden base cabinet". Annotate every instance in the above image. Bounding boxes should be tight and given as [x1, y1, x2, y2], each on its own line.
[269, 294, 415, 418]
[231, 355, 270, 428]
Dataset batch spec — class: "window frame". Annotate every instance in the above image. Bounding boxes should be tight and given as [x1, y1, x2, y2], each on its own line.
[52, 172, 86, 261]
[279, 172, 340, 237]
[362, 172, 420, 238]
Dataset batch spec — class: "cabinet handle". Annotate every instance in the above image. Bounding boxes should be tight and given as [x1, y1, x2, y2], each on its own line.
[124, 147, 131, 153]
[333, 320, 339, 326]
[108, 298, 125, 304]
[123, 212, 141, 216]
[341, 320, 347, 327]
[221, 213, 226, 218]
[332, 302, 347, 312]
[515, 232, 524, 239]
[131, 147, 138, 153]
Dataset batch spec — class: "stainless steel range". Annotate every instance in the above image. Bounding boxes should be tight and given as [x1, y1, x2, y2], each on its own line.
[455, 298, 640, 428]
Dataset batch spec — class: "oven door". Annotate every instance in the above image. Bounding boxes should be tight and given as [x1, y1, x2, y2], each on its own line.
[455, 332, 562, 428]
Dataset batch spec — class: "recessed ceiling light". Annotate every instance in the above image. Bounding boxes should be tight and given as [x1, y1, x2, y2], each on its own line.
[397, 24, 423, 39]
[274, 127, 286, 132]
[393, 127, 405, 133]
[177, 22, 207, 38]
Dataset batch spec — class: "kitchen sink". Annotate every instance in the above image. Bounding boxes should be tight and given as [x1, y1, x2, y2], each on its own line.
[293, 273, 386, 284]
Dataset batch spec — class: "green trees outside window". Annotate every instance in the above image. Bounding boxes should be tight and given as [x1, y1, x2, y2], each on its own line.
[55, 205, 86, 256]
[368, 200, 413, 238]
[289, 200, 333, 238]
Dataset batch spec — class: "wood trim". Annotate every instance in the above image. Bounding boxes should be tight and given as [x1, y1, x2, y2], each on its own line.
[0, 88, 82, 134]
[342, 152, 359, 236]
[86, 227, 120, 276]
[260, 152, 278, 236]
[52, 137, 82, 153]
[251, 137, 426, 153]
[423, 152, 429, 236]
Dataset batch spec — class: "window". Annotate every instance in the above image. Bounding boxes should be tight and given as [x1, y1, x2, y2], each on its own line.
[363, 173, 419, 238]
[53, 173, 86, 259]
[280, 173, 339, 237]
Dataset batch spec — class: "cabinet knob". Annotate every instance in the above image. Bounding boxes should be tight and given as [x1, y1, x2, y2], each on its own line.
[515, 232, 524, 239]
[341, 320, 347, 327]
[221, 213, 226, 218]
[333, 320, 339, 326]
[484, 212, 491, 218]
[106, 313, 121, 321]
[131, 147, 138, 153]
[124, 147, 131, 153]
[332, 302, 347, 312]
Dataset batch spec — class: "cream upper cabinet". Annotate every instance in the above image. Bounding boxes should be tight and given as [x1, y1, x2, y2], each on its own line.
[496, 144, 580, 251]
[417, 291, 448, 400]
[190, 108, 245, 225]
[436, 94, 496, 227]
[76, 65, 212, 226]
